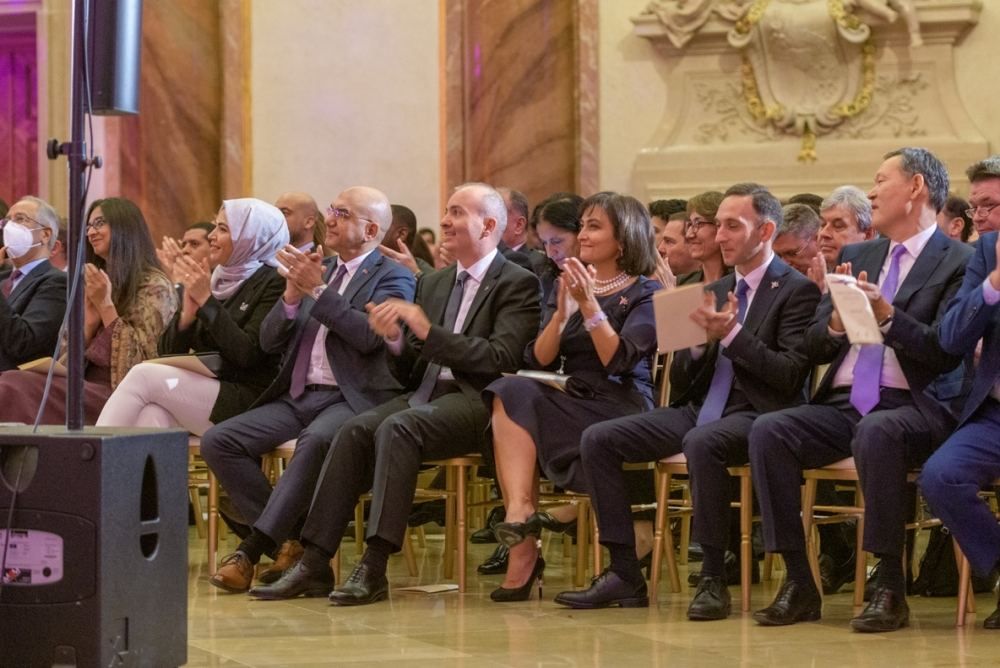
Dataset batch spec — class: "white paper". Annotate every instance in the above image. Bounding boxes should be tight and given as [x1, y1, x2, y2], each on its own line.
[394, 584, 459, 594]
[503, 370, 568, 392]
[826, 274, 883, 345]
[652, 283, 709, 353]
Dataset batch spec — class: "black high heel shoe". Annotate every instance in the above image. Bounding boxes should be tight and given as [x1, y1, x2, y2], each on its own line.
[490, 556, 546, 602]
[493, 519, 541, 547]
[528, 511, 576, 534]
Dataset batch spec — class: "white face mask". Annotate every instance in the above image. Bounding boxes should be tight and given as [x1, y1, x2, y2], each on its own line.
[2, 222, 42, 259]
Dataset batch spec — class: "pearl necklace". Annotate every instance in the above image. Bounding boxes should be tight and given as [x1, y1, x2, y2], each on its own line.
[592, 271, 630, 295]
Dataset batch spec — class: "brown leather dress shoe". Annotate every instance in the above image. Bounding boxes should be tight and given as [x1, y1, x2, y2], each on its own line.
[209, 551, 254, 593]
[257, 540, 305, 585]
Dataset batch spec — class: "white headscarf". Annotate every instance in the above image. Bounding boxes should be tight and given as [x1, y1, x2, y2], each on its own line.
[210, 197, 290, 300]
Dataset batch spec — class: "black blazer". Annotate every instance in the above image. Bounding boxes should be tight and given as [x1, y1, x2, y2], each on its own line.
[806, 229, 973, 437]
[670, 256, 821, 413]
[391, 251, 541, 405]
[255, 250, 417, 413]
[0, 260, 68, 370]
[159, 265, 285, 423]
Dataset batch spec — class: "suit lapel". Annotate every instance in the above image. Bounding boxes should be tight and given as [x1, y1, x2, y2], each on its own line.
[340, 251, 382, 304]
[460, 253, 506, 335]
[892, 229, 947, 310]
[430, 265, 458, 325]
[742, 258, 789, 334]
[8, 261, 51, 304]
[853, 237, 890, 283]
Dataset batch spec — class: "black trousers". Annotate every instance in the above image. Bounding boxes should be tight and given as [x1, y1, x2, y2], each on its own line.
[300, 389, 487, 556]
[580, 403, 756, 551]
[749, 389, 935, 558]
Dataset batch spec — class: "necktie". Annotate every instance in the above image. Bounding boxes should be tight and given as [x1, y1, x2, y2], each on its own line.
[697, 279, 749, 426]
[1, 270, 23, 299]
[850, 244, 907, 415]
[409, 271, 470, 407]
[289, 264, 349, 399]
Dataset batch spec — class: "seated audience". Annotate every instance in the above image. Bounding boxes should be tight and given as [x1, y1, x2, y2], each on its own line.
[248, 182, 540, 605]
[0, 197, 177, 424]
[0, 196, 68, 369]
[498, 187, 546, 273]
[198, 187, 415, 593]
[157, 221, 217, 283]
[379, 203, 436, 277]
[749, 148, 972, 633]
[650, 200, 698, 278]
[936, 194, 973, 243]
[920, 229, 1000, 629]
[683, 191, 728, 283]
[810, 185, 875, 290]
[535, 193, 584, 304]
[773, 203, 821, 275]
[966, 156, 1000, 237]
[50, 217, 68, 271]
[96, 198, 288, 435]
[275, 191, 325, 252]
[570, 184, 819, 614]
[787, 192, 823, 213]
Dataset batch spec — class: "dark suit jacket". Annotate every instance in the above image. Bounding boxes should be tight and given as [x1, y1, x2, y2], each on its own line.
[390, 251, 541, 405]
[670, 256, 821, 413]
[806, 229, 973, 437]
[938, 231, 1000, 426]
[0, 260, 68, 370]
[255, 250, 417, 414]
[159, 265, 285, 423]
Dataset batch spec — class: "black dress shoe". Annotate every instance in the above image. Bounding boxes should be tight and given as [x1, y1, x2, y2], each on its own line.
[470, 506, 505, 544]
[687, 551, 759, 586]
[984, 599, 1000, 629]
[753, 580, 822, 626]
[477, 544, 509, 575]
[329, 562, 389, 606]
[554, 568, 648, 609]
[819, 553, 856, 595]
[850, 586, 909, 632]
[491, 556, 545, 602]
[687, 576, 731, 621]
[249, 560, 333, 600]
[528, 510, 576, 534]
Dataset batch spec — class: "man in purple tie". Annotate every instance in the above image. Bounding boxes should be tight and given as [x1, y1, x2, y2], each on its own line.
[200, 186, 416, 593]
[749, 147, 973, 632]
[565, 183, 820, 618]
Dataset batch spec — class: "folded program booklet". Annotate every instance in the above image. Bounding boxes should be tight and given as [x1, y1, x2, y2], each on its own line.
[17, 357, 67, 376]
[502, 370, 569, 392]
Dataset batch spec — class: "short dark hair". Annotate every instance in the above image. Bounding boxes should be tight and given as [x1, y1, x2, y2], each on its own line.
[648, 198, 688, 220]
[941, 194, 973, 242]
[0, 197, 8, 219]
[390, 204, 417, 237]
[499, 188, 530, 221]
[686, 191, 725, 220]
[418, 227, 436, 243]
[538, 194, 584, 234]
[965, 155, 1000, 184]
[787, 193, 823, 213]
[188, 221, 216, 235]
[884, 147, 949, 213]
[579, 192, 657, 277]
[723, 182, 783, 227]
[531, 191, 576, 229]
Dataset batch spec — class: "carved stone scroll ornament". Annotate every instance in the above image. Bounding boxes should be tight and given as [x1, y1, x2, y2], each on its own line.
[641, 0, 921, 161]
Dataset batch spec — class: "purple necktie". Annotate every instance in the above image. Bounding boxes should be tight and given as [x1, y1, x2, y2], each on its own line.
[409, 271, 469, 407]
[289, 264, 348, 399]
[1, 270, 23, 299]
[697, 279, 749, 426]
[849, 244, 907, 415]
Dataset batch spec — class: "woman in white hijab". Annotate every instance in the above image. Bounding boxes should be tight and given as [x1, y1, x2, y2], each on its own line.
[97, 198, 289, 434]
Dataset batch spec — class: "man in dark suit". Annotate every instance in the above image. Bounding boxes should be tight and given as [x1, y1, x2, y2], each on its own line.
[0, 196, 67, 369]
[749, 147, 972, 632]
[498, 187, 546, 274]
[250, 182, 541, 603]
[200, 186, 416, 593]
[561, 184, 820, 615]
[920, 229, 1000, 629]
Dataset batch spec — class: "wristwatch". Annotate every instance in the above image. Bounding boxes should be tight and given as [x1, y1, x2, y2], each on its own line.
[310, 283, 328, 301]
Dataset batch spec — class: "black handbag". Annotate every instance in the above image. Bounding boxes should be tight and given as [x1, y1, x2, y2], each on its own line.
[912, 526, 998, 597]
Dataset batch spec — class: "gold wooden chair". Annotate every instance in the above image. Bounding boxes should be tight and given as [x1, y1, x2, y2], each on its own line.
[953, 478, 999, 626]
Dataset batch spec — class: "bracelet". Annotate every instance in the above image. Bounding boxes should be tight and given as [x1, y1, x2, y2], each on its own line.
[583, 310, 608, 332]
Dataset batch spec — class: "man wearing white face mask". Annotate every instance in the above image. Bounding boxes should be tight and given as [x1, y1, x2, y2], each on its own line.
[0, 196, 68, 370]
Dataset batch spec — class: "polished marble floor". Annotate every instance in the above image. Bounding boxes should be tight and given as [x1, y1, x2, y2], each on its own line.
[183, 528, 1000, 667]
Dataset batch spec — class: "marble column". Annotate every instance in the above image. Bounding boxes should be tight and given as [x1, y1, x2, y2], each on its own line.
[445, 0, 598, 211]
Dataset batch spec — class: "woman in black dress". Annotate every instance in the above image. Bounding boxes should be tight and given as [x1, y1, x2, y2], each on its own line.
[484, 192, 661, 601]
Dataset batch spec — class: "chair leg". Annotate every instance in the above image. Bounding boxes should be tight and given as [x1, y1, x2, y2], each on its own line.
[575, 501, 589, 588]
[442, 465, 456, 580]
[852, 487, 867, 608]
[954, 540, 973, 626]
[331, 550, 341, 586]
[678, 484, 691, 566]
[739, 474, 753, 613]
[762, 553, 774, 581]
[402, 527, 418, 577]
[457, 464, 468, 592]
[207, 470, 219, 575]
[801, 479, 822, 596]
[354, 501, 365, 555]
[650, 468, 672, 603]
[592, 509, 602, 576]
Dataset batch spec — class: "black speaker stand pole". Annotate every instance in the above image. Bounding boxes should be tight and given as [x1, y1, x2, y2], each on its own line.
[46, 0, 101, 430]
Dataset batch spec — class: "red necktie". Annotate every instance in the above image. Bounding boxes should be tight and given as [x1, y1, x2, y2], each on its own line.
[1, 270, 23, 299]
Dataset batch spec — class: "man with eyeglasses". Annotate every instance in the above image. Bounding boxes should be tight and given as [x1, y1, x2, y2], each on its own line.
[773, 203, 822, 275]
[0, 196, 68, 370]
[964, 156, 1000, 237]
[250, 182, 541, 605]
[200, 186, 416, 593]
[749, 147, 972, 633]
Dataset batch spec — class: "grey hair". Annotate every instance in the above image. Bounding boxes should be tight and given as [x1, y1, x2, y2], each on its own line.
[884, 147, 949, 213]
[966, 155, 1000, 184]
[820, 185, 873, 232]
[456, 182, 508, 235]
[778, 203, 821, 240]
[17, 196, 60, 250]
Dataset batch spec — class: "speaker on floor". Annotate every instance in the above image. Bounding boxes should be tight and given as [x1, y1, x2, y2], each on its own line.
[0, 427, 188, 668]
[88, 0, 144, 115]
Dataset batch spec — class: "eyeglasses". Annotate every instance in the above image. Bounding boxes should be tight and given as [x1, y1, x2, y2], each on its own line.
[965, 203, 1000, 219]
[1, 214, 40, 228]
[326, 206, 374, 224]
[683, 218, 719, 235]
[86, 217, 108, 231]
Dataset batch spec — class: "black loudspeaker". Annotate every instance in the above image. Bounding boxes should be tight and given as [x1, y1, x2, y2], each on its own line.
[0, 427, 187, 668]
[88, 0, 143, 115]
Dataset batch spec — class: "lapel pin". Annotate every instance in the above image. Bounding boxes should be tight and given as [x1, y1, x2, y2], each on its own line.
[239, 302, 249, 312]
[771, 281, 779, 289]
[619, 295, 629, 306]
